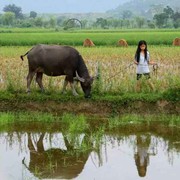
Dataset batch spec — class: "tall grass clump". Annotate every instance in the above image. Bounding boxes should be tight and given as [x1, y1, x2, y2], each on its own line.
[6, 70, 15, 92]
[61, 113, 89, 133]
[0, 112, 15, 124]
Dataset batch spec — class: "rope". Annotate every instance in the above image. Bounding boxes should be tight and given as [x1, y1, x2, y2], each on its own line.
[106, 62, 134, 82]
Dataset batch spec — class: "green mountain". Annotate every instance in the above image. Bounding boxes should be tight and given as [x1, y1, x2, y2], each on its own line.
[107, 0, 180, 19]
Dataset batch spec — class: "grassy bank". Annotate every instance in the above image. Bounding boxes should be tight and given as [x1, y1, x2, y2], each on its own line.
[0, 88, 179, 116]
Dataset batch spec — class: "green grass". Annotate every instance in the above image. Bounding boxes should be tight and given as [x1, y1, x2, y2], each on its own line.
[61, 113, 89, 133]
[0, 111, 57, 124]
[108, 114, 180, 128]
[0, 111, 179, 128]
[0, 29, 179, 46]
[0, 90, 166, 102]
[0, 28, 179, 33]
[0, 86, 179, 103]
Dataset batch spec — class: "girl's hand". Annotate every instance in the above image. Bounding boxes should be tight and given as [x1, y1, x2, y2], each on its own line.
[149, 61, 157, 65]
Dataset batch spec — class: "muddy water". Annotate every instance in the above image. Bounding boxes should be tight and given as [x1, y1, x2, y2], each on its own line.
[0, 123, 180, 180]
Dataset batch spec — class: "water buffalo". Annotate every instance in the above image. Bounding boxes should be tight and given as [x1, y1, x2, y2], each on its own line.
[20, 44, 94, 98]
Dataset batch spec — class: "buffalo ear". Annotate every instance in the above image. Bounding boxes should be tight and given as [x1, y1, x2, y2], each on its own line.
[76, 72, 85, 82]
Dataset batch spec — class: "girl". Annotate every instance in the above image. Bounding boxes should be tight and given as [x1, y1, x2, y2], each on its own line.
[134, 40, 157, 92]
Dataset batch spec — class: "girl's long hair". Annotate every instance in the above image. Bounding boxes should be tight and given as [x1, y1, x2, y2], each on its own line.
[135, 40, 148, 62]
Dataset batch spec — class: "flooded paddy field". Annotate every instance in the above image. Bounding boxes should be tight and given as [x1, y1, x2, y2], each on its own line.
[0, 113, 180, 180]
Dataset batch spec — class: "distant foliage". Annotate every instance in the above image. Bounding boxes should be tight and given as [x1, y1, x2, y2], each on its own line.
[30, 11, 37, 19]
[3, 4, 23, 19]
[153, 6, 180, 28]
[0, 4, 179, 29]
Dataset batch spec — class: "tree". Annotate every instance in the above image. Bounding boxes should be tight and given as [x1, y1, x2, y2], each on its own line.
[150, 4, 164, 16]
[135, 17, 145, 28]
[124, 19, 131, 28]
[2, 12, 15, 26]
[171, 12, 180, 28]
[81, 20, 88, 29]
[30, 11, 37, 19]
[163, 6, 174, 18]
[153, 6, 176, 28]
[34, 17, 43, 27]
[147, 20, 155, 29]
[49, 17, 56, 28]
[95, 18, 108, 29]
[3, 4, 23, 19]
[153, 13, 168, 28]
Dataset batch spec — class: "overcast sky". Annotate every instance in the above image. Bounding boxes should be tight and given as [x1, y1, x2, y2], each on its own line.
[0, 0, 129, 13]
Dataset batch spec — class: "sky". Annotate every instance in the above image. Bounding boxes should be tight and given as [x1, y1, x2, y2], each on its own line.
[0, 0, 129, 13]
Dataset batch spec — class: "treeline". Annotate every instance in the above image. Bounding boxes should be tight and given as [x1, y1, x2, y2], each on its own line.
[0, 4, 179, 29]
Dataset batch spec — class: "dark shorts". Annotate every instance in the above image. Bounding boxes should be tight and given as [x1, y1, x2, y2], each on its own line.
[137, 73, 151, 80]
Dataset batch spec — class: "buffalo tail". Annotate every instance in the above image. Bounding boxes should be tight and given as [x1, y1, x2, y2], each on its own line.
[20, 51, 29, 61]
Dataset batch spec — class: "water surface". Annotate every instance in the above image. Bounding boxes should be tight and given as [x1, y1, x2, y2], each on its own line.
[0, 122, 180, 180]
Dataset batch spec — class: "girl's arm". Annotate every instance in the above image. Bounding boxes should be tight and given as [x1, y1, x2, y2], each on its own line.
[147, 51, 156, 65]
[134, 60, 138, 65]
[148, 61, 157, 65]
[134, 53, 138, 64]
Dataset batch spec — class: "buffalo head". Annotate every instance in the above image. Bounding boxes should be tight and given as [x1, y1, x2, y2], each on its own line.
[76, 72, 94, 98]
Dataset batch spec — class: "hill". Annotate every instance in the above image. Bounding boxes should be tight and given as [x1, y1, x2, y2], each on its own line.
[107, 0, 180, 19]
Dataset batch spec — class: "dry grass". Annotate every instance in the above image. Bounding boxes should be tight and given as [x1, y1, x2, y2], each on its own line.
[0, 46, 179, 93]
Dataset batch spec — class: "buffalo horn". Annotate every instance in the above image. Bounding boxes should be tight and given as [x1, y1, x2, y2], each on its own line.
[75, 72, 85, 82]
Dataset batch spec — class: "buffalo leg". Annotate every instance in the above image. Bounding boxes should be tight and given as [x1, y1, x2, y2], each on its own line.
[73, 79, 79, 89]
[70, 82, 79, 96]
[36, 72, 44, 92]
[27, 133, 36, 152]
[65, 75, 79, 96]
[62, 78, 68, 94]
[27, 71, 35, 93]
[62, 80, 79, 96]
[37, 133, 45, 153]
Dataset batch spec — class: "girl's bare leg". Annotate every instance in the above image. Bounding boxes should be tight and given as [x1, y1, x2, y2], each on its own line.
[135, 80, 141, 92]
[147, 79, 155, 91]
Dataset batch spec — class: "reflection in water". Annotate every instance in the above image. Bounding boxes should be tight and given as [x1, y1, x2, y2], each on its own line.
[134, 134, 156, 177]
[24, 132, 95, 179]
[0, 125, 180, 180]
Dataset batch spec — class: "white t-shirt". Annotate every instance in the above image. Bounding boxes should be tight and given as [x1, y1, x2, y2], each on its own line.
[136, 52, 150, 74]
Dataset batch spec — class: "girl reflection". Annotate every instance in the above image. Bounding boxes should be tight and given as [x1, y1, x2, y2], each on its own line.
[134, 134, 151, 177]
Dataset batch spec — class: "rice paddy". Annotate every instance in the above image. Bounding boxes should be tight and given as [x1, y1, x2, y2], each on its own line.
[0, 28, 180, 45]
[0, 45, 179, 94]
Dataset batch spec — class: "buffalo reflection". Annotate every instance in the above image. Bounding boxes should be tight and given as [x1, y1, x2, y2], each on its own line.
[23, 132, 97, 179]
